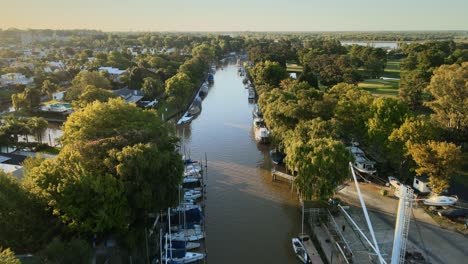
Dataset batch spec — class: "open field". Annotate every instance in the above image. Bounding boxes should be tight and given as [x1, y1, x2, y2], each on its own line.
[382, 59, 401, 78]
[358, 59, 401, 97]
[358, 78, 399, 97]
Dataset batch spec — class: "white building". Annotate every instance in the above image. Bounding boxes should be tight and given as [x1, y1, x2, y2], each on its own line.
[0, 73, 34, 86]
[52, 91, 66, 101]
[413, 176, 431, 193]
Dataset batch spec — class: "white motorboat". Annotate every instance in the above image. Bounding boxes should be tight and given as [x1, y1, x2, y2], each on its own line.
[253, 118, 270, 144]
[162, 251, 205, 263]
[292, 236, 311, 264]
[252, 104, 263, 118]
[248, 87, 256, 99]
[423, 195, 458, 206]
[347, 145, 377, 175]
[185, 163, 202, 173]
[184, 190, 202, 200]
[188, 105, 201, 116]
[167, 228, 205, 242]
[172, 204, 201, 213]
[165, 241, 201, 251]
[177, 115, 193, 125]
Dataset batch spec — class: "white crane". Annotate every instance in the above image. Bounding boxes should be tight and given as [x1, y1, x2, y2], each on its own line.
[343, 162, 413, 264]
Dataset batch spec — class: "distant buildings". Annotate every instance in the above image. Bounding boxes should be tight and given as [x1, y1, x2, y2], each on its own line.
[0, 73, 34, 87]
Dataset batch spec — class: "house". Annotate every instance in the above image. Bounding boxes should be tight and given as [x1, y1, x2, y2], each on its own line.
[413, 176, 431, 193]
[52, 91, 66, 101]
[98, 67, 127, 82]
[0, 73, 34, 86]
[113, 87, 157, 108]
[113, 87, 145, 104]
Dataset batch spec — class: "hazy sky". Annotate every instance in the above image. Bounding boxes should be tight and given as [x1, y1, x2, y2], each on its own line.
[1, 0, 467, 31]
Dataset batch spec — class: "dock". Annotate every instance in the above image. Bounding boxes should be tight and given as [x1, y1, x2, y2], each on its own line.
[271, 169, 295, 191]
[302, 236, 324, 264]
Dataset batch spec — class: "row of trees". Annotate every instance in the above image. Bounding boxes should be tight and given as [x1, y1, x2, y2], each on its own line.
[398, 40, 467, 109]
[0, 116, 48, 147]
[255, 59, 465, 198]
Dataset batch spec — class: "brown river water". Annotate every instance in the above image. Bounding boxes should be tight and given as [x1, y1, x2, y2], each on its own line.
[176, 61, 301, 264]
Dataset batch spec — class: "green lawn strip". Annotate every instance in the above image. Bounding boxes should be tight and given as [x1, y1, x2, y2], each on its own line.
[382, 59, 401, 79]
[358, 78, 399, 97]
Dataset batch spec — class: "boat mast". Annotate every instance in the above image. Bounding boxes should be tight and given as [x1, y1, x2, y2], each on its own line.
[349, 162, 385, 264]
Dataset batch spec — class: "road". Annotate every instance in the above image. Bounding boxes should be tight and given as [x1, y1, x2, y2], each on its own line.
[336, 182, 468, 264]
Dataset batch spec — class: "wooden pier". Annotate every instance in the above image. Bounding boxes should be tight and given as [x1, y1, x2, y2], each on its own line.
[271, 169, 295, 191]
[302, 236, 324, 264]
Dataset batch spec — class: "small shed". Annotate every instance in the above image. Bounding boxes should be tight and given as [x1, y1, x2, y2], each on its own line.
[413, 176, 431, 193]
[52, 91, 65, 101]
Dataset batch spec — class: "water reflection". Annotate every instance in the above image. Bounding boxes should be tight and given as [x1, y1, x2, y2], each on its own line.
[176, 60, 301, 263]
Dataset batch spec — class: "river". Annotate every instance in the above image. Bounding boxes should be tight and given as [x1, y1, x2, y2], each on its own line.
[176, 61, 301, 264]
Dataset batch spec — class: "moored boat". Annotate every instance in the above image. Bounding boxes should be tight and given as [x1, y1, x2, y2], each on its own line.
[270, 149, 286, 165]
[292, 237, 311, 264]
[248, 87, 255, 99]
[253, 118, 270, 144]
[423, 195, 458, 206]
[252, 104, 263, 118]
[347, 145, 377, 175]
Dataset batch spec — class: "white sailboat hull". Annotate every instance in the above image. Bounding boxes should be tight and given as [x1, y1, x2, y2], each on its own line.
[423, 196, 458, 206]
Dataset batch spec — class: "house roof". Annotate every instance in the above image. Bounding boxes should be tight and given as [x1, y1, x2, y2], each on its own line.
[0, 153, 27, 165]
[99, 67, 126, 75]
[113, 88, 144, 103]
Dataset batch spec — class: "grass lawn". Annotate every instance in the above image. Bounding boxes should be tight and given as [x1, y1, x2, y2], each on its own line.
[358, 59, 401, 97]
[382, 59, 402, 79]
[358, 78, 399, 97]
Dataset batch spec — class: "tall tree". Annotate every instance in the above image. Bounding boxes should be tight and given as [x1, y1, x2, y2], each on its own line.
[250, 60, 287, 87]
[399, 70, 429, 109]
[408, 141, 461, 194]
[141, 77, 164, 99]
[424, 62, 468, 141]
[165, 72, 194, 109]
[284, 137, 352, 200]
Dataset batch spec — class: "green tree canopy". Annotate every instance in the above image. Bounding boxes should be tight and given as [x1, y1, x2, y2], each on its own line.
[39, 238, 93, 264]
[251, 60, 287, 87]
[73, 85, 117, 108]
[424, 62, 468, 140]
[165, 72, 194, 108]
[408, 141, 461, 194]
[0, 247, 20, 264]
[141, 77, 164, 99]
[284, 137, 352, 200]
[0, 171, 56, 253]
[367, 97, 409, 148]
[66, 70, 111, 101]
[24, 98, 183, 240]
[11, 87, 41, 112]
[327, 83, 374, 141]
